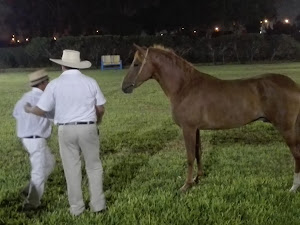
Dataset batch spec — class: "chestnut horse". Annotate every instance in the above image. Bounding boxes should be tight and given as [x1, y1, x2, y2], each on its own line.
[122, 44, 300, 192]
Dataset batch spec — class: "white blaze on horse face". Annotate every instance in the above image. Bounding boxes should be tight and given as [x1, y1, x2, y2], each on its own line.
[290, 172, 300, 192]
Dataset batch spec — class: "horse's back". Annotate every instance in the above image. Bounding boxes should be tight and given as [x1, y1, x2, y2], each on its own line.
[252, 73, 299, 89]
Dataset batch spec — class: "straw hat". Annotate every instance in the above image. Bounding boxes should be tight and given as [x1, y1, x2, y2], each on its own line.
[49, 50, 91, 69]
[28, 69, 49, 86]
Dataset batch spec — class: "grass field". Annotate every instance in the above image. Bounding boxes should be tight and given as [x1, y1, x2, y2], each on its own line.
[1, 62, 300, 225]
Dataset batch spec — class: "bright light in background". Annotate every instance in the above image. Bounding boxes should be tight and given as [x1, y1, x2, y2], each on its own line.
[215, 27, 220, 32]
[181, 27, 184, 30]
[193, 30, 197, 33]
[284, 18, 289, 24]
[53, 37, 57, 41]
[26, 38, 29, 41]
[160, 33, 163, 36]
[264, 19, 268, 23]
[17, 40, 20, 43]
[96, 30, 99, 33]
[260, 21, 263, 24]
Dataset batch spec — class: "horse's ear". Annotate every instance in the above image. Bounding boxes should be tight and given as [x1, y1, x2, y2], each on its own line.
[133, 43, 146, 56]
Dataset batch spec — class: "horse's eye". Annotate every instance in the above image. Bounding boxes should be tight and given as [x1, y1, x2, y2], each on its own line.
[134, 63, 139, 67]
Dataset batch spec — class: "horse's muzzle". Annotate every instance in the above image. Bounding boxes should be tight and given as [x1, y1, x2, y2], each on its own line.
[122, 84, 134, 94]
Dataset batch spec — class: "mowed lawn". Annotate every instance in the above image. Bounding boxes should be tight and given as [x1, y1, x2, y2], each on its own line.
[1, 62, 300, 225]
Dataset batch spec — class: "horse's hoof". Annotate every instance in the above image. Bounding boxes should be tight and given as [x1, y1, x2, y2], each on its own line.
[179, 182, 194, 192]
[194, 176, 200, 184]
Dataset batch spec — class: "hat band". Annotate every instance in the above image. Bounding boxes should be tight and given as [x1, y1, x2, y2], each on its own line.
[31, 75, 48, 82]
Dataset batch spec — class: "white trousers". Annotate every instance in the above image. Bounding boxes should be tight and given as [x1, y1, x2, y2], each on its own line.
[58, 124, 106, 216]
[22, 138, 55, 207]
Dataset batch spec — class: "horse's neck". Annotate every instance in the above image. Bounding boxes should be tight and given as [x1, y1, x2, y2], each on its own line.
[152, 54, 202, 100]
[153, 61, 218, 104]
[153, 63, 186, 99]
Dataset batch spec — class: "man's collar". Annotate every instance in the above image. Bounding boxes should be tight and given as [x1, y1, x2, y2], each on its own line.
[32, 87, 43, 93]
[61, 69, 81, 76]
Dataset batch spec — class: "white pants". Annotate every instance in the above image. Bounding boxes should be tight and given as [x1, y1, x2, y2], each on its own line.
[22, 138, 55, 207]
[58, 124, 106, 216]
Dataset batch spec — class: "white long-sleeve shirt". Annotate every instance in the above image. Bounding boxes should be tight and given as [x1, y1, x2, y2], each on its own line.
[13, 88, 53, 138]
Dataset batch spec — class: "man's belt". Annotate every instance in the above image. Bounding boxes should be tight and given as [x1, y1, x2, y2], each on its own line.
[58, 121, 95, 125]
[23, 136, 42, 139]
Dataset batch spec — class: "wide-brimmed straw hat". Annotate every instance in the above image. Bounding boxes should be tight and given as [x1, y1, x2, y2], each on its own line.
[28, 69, 49, 86]
[49, 50, 91, 69]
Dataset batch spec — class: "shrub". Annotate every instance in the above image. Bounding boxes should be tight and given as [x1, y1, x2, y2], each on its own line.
[1, 34, 300, 68]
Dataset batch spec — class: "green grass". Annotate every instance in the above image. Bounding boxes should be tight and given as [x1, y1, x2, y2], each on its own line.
[1, 62, 300, 224]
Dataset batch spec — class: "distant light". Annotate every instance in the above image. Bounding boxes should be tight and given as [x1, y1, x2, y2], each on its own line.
[160, 33, 163, 36]
[53, 37, 57, 41]
[17, 40, 20, 43]
[96, 30, 99, 33]
[264, 19, 268, 23]
[181, 27, 184, 30]
[260, 21, 263, 24]
[193, 30, 197, 33]
[11, 37, 15, 41]
[215, 27, 220, 32]
[25, 38, 29, 41]
[12, 34, 15, 37]
[284, 19, 289, 24]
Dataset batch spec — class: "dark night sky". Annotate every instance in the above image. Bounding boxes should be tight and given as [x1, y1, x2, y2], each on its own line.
[0, 0, 299, 41]
[276, 0, 300, 20]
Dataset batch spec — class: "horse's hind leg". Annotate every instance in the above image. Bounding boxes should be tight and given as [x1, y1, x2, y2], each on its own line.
[289, 121, 300, 192]
[278, 126, 300, 192]
[290, 156, 300, 192]
[194, 129, 203, 183]
[180, 126, 198, 192]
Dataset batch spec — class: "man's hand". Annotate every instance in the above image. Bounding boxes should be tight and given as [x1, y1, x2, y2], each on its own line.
[24, 103, 46, 116]
[24, 103, 32, 113]
[95, 105, 105, 125]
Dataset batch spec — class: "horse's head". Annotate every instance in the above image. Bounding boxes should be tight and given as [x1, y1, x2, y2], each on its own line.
[122, 44, 154, 93]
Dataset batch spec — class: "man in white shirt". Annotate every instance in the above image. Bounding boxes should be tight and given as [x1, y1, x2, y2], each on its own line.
[25, 50, 106, 216]
[13, 69, 55, 210]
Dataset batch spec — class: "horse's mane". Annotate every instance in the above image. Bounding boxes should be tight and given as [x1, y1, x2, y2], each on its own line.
[151, 45, 195, 74]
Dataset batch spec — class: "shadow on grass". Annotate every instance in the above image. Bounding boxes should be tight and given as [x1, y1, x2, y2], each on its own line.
[103, 120, 178, 203]
[201, 122, 286, 177]
[0, 168, 66, 224]
[208, 122, 283, 146]
[0, 192, 49, 224]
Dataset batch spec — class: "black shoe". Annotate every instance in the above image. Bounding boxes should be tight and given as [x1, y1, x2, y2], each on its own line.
[20, 183, 30, 198]
[93, 208, 106, 214]
[22, 203, 38, 211]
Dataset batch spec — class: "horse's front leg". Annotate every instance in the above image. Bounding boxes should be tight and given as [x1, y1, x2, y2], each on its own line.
[180, 126, 198, 192]
[276, 126, 300, 192]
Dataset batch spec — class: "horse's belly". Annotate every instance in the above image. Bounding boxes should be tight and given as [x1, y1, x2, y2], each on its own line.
[201, 104, 261, 129]
[173, 101, 261, 129]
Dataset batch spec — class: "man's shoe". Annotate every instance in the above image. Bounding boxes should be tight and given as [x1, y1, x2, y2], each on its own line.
[22, 203, 38, 211]
[20, 183, 30, 198]
[93, 208, 106, 214]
